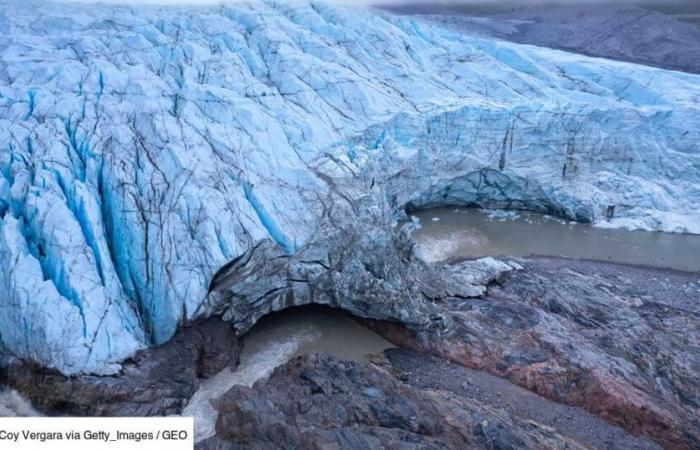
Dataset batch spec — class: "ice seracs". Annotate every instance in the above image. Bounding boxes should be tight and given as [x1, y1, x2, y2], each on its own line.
[0, 0, 699, 374]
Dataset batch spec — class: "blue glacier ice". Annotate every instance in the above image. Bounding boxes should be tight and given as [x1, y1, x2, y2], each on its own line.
[0, 0, 699, 374]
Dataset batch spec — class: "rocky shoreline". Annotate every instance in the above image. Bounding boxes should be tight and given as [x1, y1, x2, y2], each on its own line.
[2, 255, 698, 449]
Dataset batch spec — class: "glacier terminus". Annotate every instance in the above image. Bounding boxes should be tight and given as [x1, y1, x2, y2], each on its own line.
[0, 0, 699, 378]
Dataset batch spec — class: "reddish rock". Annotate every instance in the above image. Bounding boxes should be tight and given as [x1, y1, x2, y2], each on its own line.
[366, 258, 700, 449]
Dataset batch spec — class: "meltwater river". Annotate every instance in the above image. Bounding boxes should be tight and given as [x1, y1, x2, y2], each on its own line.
[409, 208, 700, 272]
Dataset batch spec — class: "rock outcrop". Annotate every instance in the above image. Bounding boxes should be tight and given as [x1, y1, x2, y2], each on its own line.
[197, 255, 700, 449]
[381, 348, 659, 450]
[207, 352, 586, 450]
[366, 258, 700, 449]
[0, 318, 239, 416]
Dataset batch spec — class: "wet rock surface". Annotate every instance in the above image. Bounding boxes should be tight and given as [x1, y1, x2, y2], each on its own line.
[203, 352, 587, 450]
[367, 258, 700, 449]
[1, 318, 239, 416]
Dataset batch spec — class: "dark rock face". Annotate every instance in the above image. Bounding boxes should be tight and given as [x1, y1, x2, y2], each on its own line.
[367, 258, 700, 449]
[208, 352, 586, 450]
[202, 203, 490, 338]
[1, 318, 239, 416]
[382, 348, 659, 450]
[202, 177, 520, 341]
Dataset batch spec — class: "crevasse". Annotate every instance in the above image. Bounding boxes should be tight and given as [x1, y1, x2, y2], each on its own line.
[0, 0, 699, 374]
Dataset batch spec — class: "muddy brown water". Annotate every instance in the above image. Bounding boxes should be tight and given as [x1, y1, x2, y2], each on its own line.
[185, 306, 394, 442]
[409, 208, 700, 272]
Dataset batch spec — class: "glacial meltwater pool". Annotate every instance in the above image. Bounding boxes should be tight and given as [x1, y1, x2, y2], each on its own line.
[409, 208, 700, 272]
[184, 306, 393, 442]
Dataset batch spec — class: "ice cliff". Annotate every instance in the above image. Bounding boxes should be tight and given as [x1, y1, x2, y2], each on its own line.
[0, 0, 699, 375]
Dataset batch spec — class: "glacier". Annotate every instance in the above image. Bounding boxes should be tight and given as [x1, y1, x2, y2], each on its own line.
[0, 0, 699, 375]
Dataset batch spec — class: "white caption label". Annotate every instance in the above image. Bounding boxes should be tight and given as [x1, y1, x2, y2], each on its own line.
[0, 417, 193, 449]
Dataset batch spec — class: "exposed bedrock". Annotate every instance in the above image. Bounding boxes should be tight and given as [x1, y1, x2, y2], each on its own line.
[380, 348, 659, 450]
[202, 352, 589, 450]
[0, 318, 239, 416]
[200, 348, 661, 449]
[365, 258, 700, 449]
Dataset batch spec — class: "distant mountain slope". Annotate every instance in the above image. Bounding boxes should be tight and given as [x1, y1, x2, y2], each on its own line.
[382, 4, 700, 74]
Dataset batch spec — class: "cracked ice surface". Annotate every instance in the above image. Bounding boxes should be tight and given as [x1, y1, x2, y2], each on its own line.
[0, 0, 699, 374]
